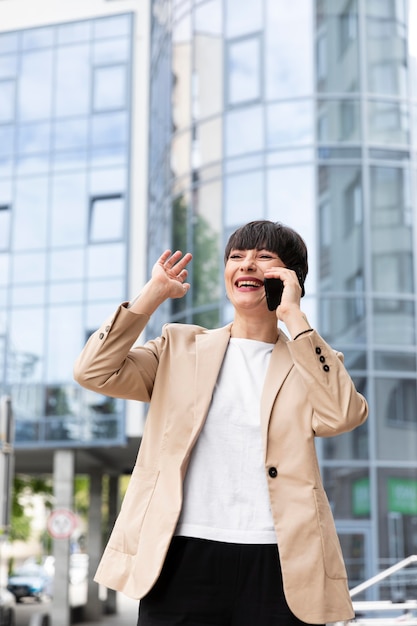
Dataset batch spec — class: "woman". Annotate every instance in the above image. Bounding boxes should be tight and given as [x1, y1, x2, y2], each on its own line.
[74, 220, 368, 626]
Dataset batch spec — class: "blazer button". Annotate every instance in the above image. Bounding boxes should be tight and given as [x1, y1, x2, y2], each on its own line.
[319, 355, 325, 363]
[323, 364, 330, 372]
[268, 467, 278, 478]
[315, 347, 322, 354]
[99, 332, 104, 339]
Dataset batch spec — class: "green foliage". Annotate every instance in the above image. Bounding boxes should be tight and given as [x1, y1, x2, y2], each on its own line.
[9, 474, 53, 542]
[172, 194, 221, 328]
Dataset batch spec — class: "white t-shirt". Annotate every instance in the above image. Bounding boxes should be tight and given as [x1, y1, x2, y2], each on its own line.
[175, 337, 277, 544]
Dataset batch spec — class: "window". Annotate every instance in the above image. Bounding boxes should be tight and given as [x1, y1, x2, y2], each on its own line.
[339, 0, 357, 55]
[344, 177, 362, 234]
[386, 379, 417, 426]
[227, 35, 261, 106]
[93, 65, 127, 111]
[0, 205, 11, 250]
[89, 195, 125, 242]
[0, 80, 15, 123]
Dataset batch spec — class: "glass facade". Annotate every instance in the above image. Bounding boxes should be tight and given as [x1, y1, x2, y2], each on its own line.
[0, 13, 133, 447]
[149, 0, 417, 598]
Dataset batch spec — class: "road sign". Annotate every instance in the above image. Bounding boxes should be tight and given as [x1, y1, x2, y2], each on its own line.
[47, 508, 77, 539]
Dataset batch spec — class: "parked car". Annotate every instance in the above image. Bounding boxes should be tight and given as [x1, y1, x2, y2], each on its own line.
[7, 562, 53, 603]
[0, 586, 16, 625]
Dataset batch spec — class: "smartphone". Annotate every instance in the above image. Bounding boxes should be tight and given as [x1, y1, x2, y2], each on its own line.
[264, 267, 305, 311]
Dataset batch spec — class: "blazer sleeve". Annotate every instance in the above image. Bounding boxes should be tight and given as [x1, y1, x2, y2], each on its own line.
[73, 303, 164, 402]
[286, 329, 368, 436]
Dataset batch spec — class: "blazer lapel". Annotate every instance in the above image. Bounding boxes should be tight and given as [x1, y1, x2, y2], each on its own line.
[190, 324, 232, 443]
[260, 331, 294, 452]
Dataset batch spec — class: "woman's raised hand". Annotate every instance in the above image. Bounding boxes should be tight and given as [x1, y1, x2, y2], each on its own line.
[151, 250, 193, 299]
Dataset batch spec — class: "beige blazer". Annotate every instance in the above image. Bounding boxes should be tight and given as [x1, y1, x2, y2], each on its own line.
[74, 303, 368, 624]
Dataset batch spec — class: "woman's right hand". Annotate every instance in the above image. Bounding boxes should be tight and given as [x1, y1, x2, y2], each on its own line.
[127, 250, 192, 315]
[150, 250, 192, 300]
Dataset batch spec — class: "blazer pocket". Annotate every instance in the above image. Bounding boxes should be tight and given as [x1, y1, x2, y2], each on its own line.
[313, 488, 348, 580]
[107, 466, 160, 555]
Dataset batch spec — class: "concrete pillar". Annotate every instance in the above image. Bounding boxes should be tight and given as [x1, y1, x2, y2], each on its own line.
[51, 450, 74, 626]
[105, 475, 119, 614]
[83, 469, 103, 621]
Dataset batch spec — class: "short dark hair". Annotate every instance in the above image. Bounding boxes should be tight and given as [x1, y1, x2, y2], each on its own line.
[224, 220, 308, 281]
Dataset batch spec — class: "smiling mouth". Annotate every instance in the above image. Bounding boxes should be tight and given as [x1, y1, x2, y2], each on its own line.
[236, 280, 263, 288]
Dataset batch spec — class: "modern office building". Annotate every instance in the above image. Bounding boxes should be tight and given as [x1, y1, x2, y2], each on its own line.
[0, 0, 416, 614]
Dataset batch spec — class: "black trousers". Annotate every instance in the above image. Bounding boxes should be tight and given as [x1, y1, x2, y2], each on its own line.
[138, 536, 324, 626]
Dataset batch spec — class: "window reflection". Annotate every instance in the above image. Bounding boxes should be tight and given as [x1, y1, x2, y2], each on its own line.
[16, 154, 49, 176]
[323, 467, 370, 519]
[0, 32, 19, 54]
[225, 171, 263, 227]
[11, 252, 47, 284]
[368, 101, 409, 145]
[55, 45, 90, 117]
[12, 284, 45, 307]
[315, 7, 359, 93]
[375, 378, 417, 461]
[87, 279, 125, 302]
[49, 248, 85, 281]
[225, 0, 262, 37]
[0, 55, 18, 79]
[227, 36, 261, 106]
[377, 468, 417, 578]
[317, 99, 361, 143]
[18, 122, 51, 154]
[0, 254, 10, 286]
[93, 38, 130, 64]
[13, 178, 49, 250]
[87, 243, 125, 279]
[89, 195, 125, 242]
[268, 100, 314, 148]
[57, 21, 91, 45]
[49, 282, 84, 305]
[22, 27, 54, 50]
[373, 298, 414, 345]
[0, 125, 14, 156]
[8, 308, 45, 383]
[93, 14, 131, 39]
[267, 166, 315, 265]
[0, 205, 11, 250]
[226, 105, 263, 156]
[91, 112, 128, 146]
[318, 165, 363, 291]
[53, 118, 88, 151]
[18, 51, 53, 121]
[319, 297, 367, 345]
[93, 65, 127, 111]
[266, 0, 313, 98]
[194, 117, 222, 166]
[0, 80, 15, 123]
[46, 305, 83, 382]
[51, 174, 87, 247]
[194, 0, 222, 36]
[374, 351, 416, 372]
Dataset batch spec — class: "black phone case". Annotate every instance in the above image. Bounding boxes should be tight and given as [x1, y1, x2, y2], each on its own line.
[264, 267, 305, 311]
[264, 278, 284, 311]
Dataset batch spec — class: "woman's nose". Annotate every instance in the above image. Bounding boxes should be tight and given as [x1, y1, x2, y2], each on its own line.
[240, 255, 256, 270]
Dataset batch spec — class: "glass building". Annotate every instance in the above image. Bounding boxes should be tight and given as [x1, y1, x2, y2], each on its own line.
[148, 0, 417, 599]
[0, 13, 133, 448]
[0, 0, 416, 605]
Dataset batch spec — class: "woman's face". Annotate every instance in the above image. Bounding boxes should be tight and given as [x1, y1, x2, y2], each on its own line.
[224, 248, 285, 313]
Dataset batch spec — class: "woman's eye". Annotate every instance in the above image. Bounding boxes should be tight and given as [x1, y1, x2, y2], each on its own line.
[229, 254, 242, 259]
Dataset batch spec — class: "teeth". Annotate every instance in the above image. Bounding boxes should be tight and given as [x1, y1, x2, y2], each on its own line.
[237, 281, 261, 288]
